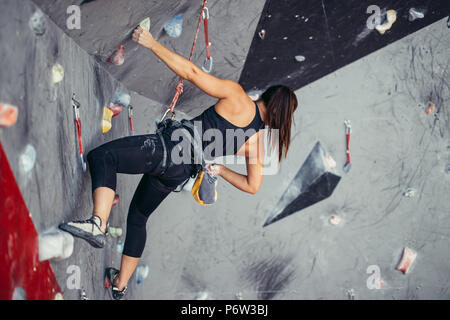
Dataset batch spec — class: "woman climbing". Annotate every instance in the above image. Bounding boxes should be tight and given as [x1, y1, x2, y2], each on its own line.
[59, 26, 298, 300]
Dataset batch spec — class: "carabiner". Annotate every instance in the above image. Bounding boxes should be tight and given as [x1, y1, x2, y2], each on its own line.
[202, 7, 209, 20]
[202, 56, 213, 73]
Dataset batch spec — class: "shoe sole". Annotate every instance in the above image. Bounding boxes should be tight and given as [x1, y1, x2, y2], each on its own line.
[59, 223, 105, 248]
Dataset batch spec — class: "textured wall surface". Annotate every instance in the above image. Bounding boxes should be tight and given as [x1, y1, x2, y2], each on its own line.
[0, 0, 449, 300]
[31, 0, 266, 114]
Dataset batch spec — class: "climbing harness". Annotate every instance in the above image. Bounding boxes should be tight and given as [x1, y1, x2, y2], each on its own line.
[72, 94, 87, 172]
[159, 0, 212, 123]
[128, 105, 134, 135]
[343, 120, 352, 173]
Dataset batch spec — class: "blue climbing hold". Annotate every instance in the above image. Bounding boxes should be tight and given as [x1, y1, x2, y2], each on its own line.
[113, 91, 131, 108]
[164, 14, 183, 38]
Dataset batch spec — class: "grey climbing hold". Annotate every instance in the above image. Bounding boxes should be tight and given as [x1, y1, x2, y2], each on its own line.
[408, 8, 425, 22]
[263, 141, 341, 227]
[295, 55, 306, 62]
[29, 10, 46, 36]
[12, 287, 26, 300]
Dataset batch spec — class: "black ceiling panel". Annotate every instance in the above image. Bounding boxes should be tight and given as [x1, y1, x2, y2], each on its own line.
[239, 0, 450, 92]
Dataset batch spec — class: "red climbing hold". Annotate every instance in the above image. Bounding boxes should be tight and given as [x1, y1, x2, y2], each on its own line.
[112, 194, 120, 207]
[107, 45, 125, 66]
[0, 103, 19, 127]
[108, 103, 123, 117]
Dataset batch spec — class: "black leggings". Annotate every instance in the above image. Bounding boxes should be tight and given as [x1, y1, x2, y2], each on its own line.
[86, 133, 195, 258]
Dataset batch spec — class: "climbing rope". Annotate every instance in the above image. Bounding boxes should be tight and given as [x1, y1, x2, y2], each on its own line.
[160, 0, 211, 122]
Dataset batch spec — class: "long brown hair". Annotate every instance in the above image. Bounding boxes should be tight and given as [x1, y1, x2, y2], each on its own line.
[260, 85, 298, 162]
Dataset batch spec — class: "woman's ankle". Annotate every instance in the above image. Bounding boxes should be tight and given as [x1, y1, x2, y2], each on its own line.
[113, 274, 127, 291]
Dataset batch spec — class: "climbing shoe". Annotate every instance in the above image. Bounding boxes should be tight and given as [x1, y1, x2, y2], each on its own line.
[105, 267, 128, 300]
[59, 216, 106, 248]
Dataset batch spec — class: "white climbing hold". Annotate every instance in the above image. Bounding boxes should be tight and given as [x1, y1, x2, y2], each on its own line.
[402, 188, 416, 197]
[19, 144, 36, 173]
[39, 227, 74, 262]
[329, 215, 342, 225]
[408, 8, 425, 22]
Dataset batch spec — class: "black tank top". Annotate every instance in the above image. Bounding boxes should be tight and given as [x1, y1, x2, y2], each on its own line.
[189, 101, 264, 160]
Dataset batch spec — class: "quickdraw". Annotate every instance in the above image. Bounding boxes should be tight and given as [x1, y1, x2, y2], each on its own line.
[128, 105, 135, 135]
[72, 94, 87, 172]
[343, 119, 352, 173]
[201, 7, 213, 73]
[160, 0, 212, 123]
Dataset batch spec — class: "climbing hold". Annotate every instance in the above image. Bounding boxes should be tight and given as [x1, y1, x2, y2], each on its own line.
[136, 264, 149, 284]
[38, 227, 74, 262]
[52, 63, 65, 84]
[80, 290, 88, 300]
[107, 45, 125, 66]
[425, 101, 435, 115]
[54, 293, 64, 300]
[408, 8, 425, 22]
[264, 141, 341, 227]
[329, 215, 342, 225]
[0, 103, 19, 127]
[108, 103, 123, 118]
[116, 239, 124, 253]
[19, 144, 36, 173]
[396, 247, 417, 274]
[112, 194, 120, 207]
[108, 226, 123, 238]
[194, 291, 209, 300]
[12, 287, 27, 300]
[113, 91, 131, 108]
[325, 155, 337, 169]
[258, 29, 266, 39]
[139, 17, 151, 32]
[402, 187, 416, 197]
[102, 107, 114, 134]
[295, 55, 306, 62]
[376, 10, 397, 35]
[29, 10, 46, 36]
[164, 14, 183, 38]
[235, 292, 243, 300]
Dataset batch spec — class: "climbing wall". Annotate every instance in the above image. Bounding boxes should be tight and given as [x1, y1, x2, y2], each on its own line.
[1, 0, 449, 300]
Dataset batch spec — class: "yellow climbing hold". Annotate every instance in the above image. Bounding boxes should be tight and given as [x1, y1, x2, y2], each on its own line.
[102, 107, 114, 134]
[376, 10, 397, 35]
[52, 63, 65, 84]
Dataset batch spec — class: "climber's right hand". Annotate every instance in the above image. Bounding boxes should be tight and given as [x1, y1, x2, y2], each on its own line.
[132, 26, 155, 50]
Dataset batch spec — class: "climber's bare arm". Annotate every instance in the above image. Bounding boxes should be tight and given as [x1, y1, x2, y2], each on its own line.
[132, 26, 243, 100]
[206, 133, 265, 195]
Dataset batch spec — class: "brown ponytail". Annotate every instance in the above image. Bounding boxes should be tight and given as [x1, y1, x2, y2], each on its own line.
[260, 85, 298, 162]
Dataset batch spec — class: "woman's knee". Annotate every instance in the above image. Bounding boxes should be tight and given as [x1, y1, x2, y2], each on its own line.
[87, 146, 115, 167]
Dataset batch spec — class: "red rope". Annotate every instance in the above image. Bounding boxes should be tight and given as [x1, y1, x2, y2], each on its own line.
[168, 0, 208, 113]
